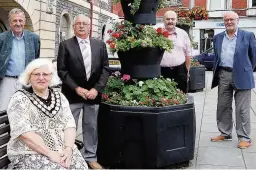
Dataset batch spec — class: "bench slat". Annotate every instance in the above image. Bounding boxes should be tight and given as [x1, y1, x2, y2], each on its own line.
[0, 145, 7, 158]
[0, 111, 6, 117]
[0, 115, 8, 125]
[0, 134, 10, 147]
[0, 156, 10, 169]
[0, 125, 10, 135]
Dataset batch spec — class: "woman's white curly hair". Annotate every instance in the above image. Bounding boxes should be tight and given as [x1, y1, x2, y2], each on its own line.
[19, 58, 60, 87]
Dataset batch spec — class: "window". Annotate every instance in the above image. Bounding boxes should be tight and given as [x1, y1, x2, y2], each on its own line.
[59, 13, 71, 42]
[253, 0, 256, 7]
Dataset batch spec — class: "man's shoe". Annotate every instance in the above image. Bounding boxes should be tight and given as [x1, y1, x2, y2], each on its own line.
[238, 140, 252, 149]
[211, 135, 232, 142]
[87, 161, 103, 169]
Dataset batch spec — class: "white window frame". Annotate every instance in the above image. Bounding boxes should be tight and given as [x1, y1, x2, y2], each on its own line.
[248, 0, 256, 8]
[207, 0, 232, 10]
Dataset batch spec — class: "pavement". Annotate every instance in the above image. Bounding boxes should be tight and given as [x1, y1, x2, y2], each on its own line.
[76, 71, 256, 169]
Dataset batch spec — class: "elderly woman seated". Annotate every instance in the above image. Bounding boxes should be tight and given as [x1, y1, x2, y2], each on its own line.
[7, 58, 88, 169]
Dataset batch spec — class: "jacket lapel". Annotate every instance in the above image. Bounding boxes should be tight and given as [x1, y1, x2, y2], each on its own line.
[71, 36, 85, 69]
[234, 29, 243, 57]
[6, 31, 13, 59]
[217, 32, 225, 59]
[90, 38, 96, 74]
[23, 30, 33, 66]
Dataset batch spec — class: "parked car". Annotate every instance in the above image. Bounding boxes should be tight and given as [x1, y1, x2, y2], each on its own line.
[193, 47, 215, 70]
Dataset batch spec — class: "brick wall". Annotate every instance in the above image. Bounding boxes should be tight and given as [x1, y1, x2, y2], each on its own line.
[232, 0, 247, 16]
[195, 0, 207, 8]
[55, 0, 112, 57]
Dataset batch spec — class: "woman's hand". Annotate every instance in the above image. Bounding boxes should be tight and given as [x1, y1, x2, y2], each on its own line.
[48, 150, 62, 164]
[60, 147, 73, 168]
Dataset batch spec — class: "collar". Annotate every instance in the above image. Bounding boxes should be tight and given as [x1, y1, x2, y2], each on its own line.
[165, 27, 177, 35]
[225, 28, 238, 38]
[76, 36, 90, 44]
[12, 31, 24, 40]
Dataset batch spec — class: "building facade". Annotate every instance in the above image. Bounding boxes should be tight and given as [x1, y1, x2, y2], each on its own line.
[0, 0, 118, 59]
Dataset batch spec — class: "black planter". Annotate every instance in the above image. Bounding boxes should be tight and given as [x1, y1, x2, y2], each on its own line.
[188, 66, 206, 92]
[118, 47, 164, 79]
[97, 96, 196, 169]
[120, 0, 158, 24]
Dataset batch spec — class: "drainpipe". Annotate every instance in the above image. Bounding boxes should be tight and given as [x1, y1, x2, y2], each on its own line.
[88, 0, 93, 38]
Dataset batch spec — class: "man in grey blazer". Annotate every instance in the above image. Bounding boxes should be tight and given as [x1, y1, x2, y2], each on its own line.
[57, 14, 109, 169]
[0, 8, 40, 111]
[211, 11, 256, 149]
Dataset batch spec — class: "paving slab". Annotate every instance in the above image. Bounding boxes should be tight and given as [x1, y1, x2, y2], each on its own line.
[197, 146, 245, 167]
[242, 152, 256, 169]
[195, 164, 246, 169]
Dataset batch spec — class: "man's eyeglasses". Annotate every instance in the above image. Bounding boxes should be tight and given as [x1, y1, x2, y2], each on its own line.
[74, 22, 89, 26]
[31, 73, 52, 78]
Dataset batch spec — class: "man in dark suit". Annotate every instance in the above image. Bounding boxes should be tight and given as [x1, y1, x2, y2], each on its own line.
[210, 11, 256, 149]
[57, 14, 109, 169]
[0, 8, 40, 111]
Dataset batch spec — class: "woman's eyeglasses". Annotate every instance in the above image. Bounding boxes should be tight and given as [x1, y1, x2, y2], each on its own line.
[31, 73, 52, 78]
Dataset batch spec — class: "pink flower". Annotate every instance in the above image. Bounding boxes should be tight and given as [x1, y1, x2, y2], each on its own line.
[122, 74, 131, 81]
[102, 93, 109, 100]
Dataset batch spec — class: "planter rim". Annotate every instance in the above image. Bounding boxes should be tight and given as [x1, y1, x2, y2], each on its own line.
[101, 95, 194, 111]
[118, 47, 163, 53]
[190, 65, 206, 68]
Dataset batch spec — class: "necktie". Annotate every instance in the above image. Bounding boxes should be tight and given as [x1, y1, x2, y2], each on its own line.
[80, 40, 91, 80]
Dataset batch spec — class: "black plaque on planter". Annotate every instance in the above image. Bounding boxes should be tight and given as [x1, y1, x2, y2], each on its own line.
[97, 96, 196, 168]
[118, 47, 164, 79]
[120, 0, 158, 24]
[188, 66, 206, 92]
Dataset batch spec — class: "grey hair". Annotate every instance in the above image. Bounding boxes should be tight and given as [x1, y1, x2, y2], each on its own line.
[8, 8, 25, 20]
[19, 58, 60, 87]
[223, 11, 239, 19]
[73, 14, 91, 25]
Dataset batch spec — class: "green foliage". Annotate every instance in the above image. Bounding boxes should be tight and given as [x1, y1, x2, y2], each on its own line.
[102, 76, 187, 107]
[106, 21, 173, 53]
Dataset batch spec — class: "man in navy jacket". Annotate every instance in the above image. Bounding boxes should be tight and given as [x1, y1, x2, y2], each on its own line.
[211, 11, 256, 149]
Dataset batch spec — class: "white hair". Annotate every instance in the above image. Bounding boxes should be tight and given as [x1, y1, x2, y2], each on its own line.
[19, 58, 60, 87]
[223, 11, 239, 19]
[73, 14, 91, 25]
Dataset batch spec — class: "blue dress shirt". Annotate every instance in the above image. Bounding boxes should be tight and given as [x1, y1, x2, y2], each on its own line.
[5, 32, 25, 76]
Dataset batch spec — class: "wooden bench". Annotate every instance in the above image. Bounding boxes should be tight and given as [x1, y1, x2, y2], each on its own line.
[0, 110, 10, 169]
[0, 110, 83, 169]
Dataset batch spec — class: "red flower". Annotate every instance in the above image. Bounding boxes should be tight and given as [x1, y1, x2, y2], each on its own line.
[111, 32, 120, 38]
[122, 74, 131, 81]
[156, 27, 163, 34]
[163, 31, 169, 38]
[106, 40, 112, 44]
[102, 93, 109, 100]
[107, 29, 113, 34]
[174, 99, 179, 105]
[110, 43, 116, 49]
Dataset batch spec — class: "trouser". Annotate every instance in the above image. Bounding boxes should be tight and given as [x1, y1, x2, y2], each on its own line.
[70, 103, 99, 162]
[161, 62, 188, 93]
[0, 77, 22, 111]
[217, 69, 251, 141]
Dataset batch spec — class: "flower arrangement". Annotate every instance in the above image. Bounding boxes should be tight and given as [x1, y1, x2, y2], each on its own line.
[106, 20, 173, 53]
[189, 6, 208, 20]
[102, 72, 187, 107]
[113, 0, 170, 15]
